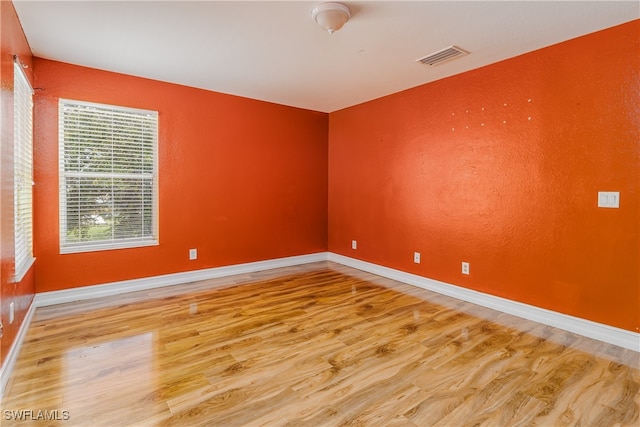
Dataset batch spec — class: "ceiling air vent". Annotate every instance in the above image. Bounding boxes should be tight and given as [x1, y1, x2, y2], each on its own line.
[416, 46, 469, 67]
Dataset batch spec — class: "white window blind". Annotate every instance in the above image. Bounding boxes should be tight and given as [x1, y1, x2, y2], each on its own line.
[13, 58, 34, 281]
[59, 99, 158, 253]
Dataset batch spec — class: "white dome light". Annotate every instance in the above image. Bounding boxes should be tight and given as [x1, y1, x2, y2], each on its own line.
[311, 2, 351, 34]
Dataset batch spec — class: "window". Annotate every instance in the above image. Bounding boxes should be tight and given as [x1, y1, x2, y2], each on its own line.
[13, 58, 34, 281]
[59, 99, 158, 253]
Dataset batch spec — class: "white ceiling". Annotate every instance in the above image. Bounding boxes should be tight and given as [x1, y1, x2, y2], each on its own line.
[13, 1, 639, 113]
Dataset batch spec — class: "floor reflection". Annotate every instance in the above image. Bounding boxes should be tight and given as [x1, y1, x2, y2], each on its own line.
[62, 333, 158, 425]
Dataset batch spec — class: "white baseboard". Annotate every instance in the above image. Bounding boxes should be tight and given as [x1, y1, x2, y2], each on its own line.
[0, 298, 37, 398]
[35, 252, 329, 307]
[328, 253, 639, 352]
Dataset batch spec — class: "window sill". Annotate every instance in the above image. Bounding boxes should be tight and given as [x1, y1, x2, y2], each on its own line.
[13, 256, 36, 283]
[60, 239, 159, 255]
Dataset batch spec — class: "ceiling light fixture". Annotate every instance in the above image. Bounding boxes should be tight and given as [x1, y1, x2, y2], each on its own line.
[312, 2, 351, 34]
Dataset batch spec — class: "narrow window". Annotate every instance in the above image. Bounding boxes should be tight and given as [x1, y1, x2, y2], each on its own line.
[13, 58, 34, 281]
[59, 100, 158, 253]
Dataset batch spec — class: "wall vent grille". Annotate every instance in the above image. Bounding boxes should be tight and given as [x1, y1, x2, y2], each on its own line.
[416, 46, 469, 66]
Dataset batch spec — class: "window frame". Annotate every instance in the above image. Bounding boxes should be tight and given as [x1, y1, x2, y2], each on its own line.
[58, 99, 159, 254]
[13, 57, 35, 282]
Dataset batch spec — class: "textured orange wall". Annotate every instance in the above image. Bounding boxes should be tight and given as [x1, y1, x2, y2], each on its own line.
[0, 0, 36, 366]
[328, 21, 639, 332]
[33, 59, 328, 292]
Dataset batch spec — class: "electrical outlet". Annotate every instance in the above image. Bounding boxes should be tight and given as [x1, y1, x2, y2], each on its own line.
[352, 240, 357, 250]
[189, 248, 198, 260]
[9, 302, 15, 324]
[413, 252, 421, 264]
[462, 262, 470, 275]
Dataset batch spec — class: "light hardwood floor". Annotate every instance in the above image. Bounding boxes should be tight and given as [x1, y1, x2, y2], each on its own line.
[1, 262, 638, 426]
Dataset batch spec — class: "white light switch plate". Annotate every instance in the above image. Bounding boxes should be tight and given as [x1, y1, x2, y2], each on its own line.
[598, 192, 620, 208]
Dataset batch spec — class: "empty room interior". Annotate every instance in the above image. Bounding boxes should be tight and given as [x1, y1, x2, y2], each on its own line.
[1, 1, 639, 425]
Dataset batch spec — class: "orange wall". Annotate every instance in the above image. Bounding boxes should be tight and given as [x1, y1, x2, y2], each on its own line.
[0, 0, 36, 366]
[328, 21, 639, 332]
[33, 59, 328, 292]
